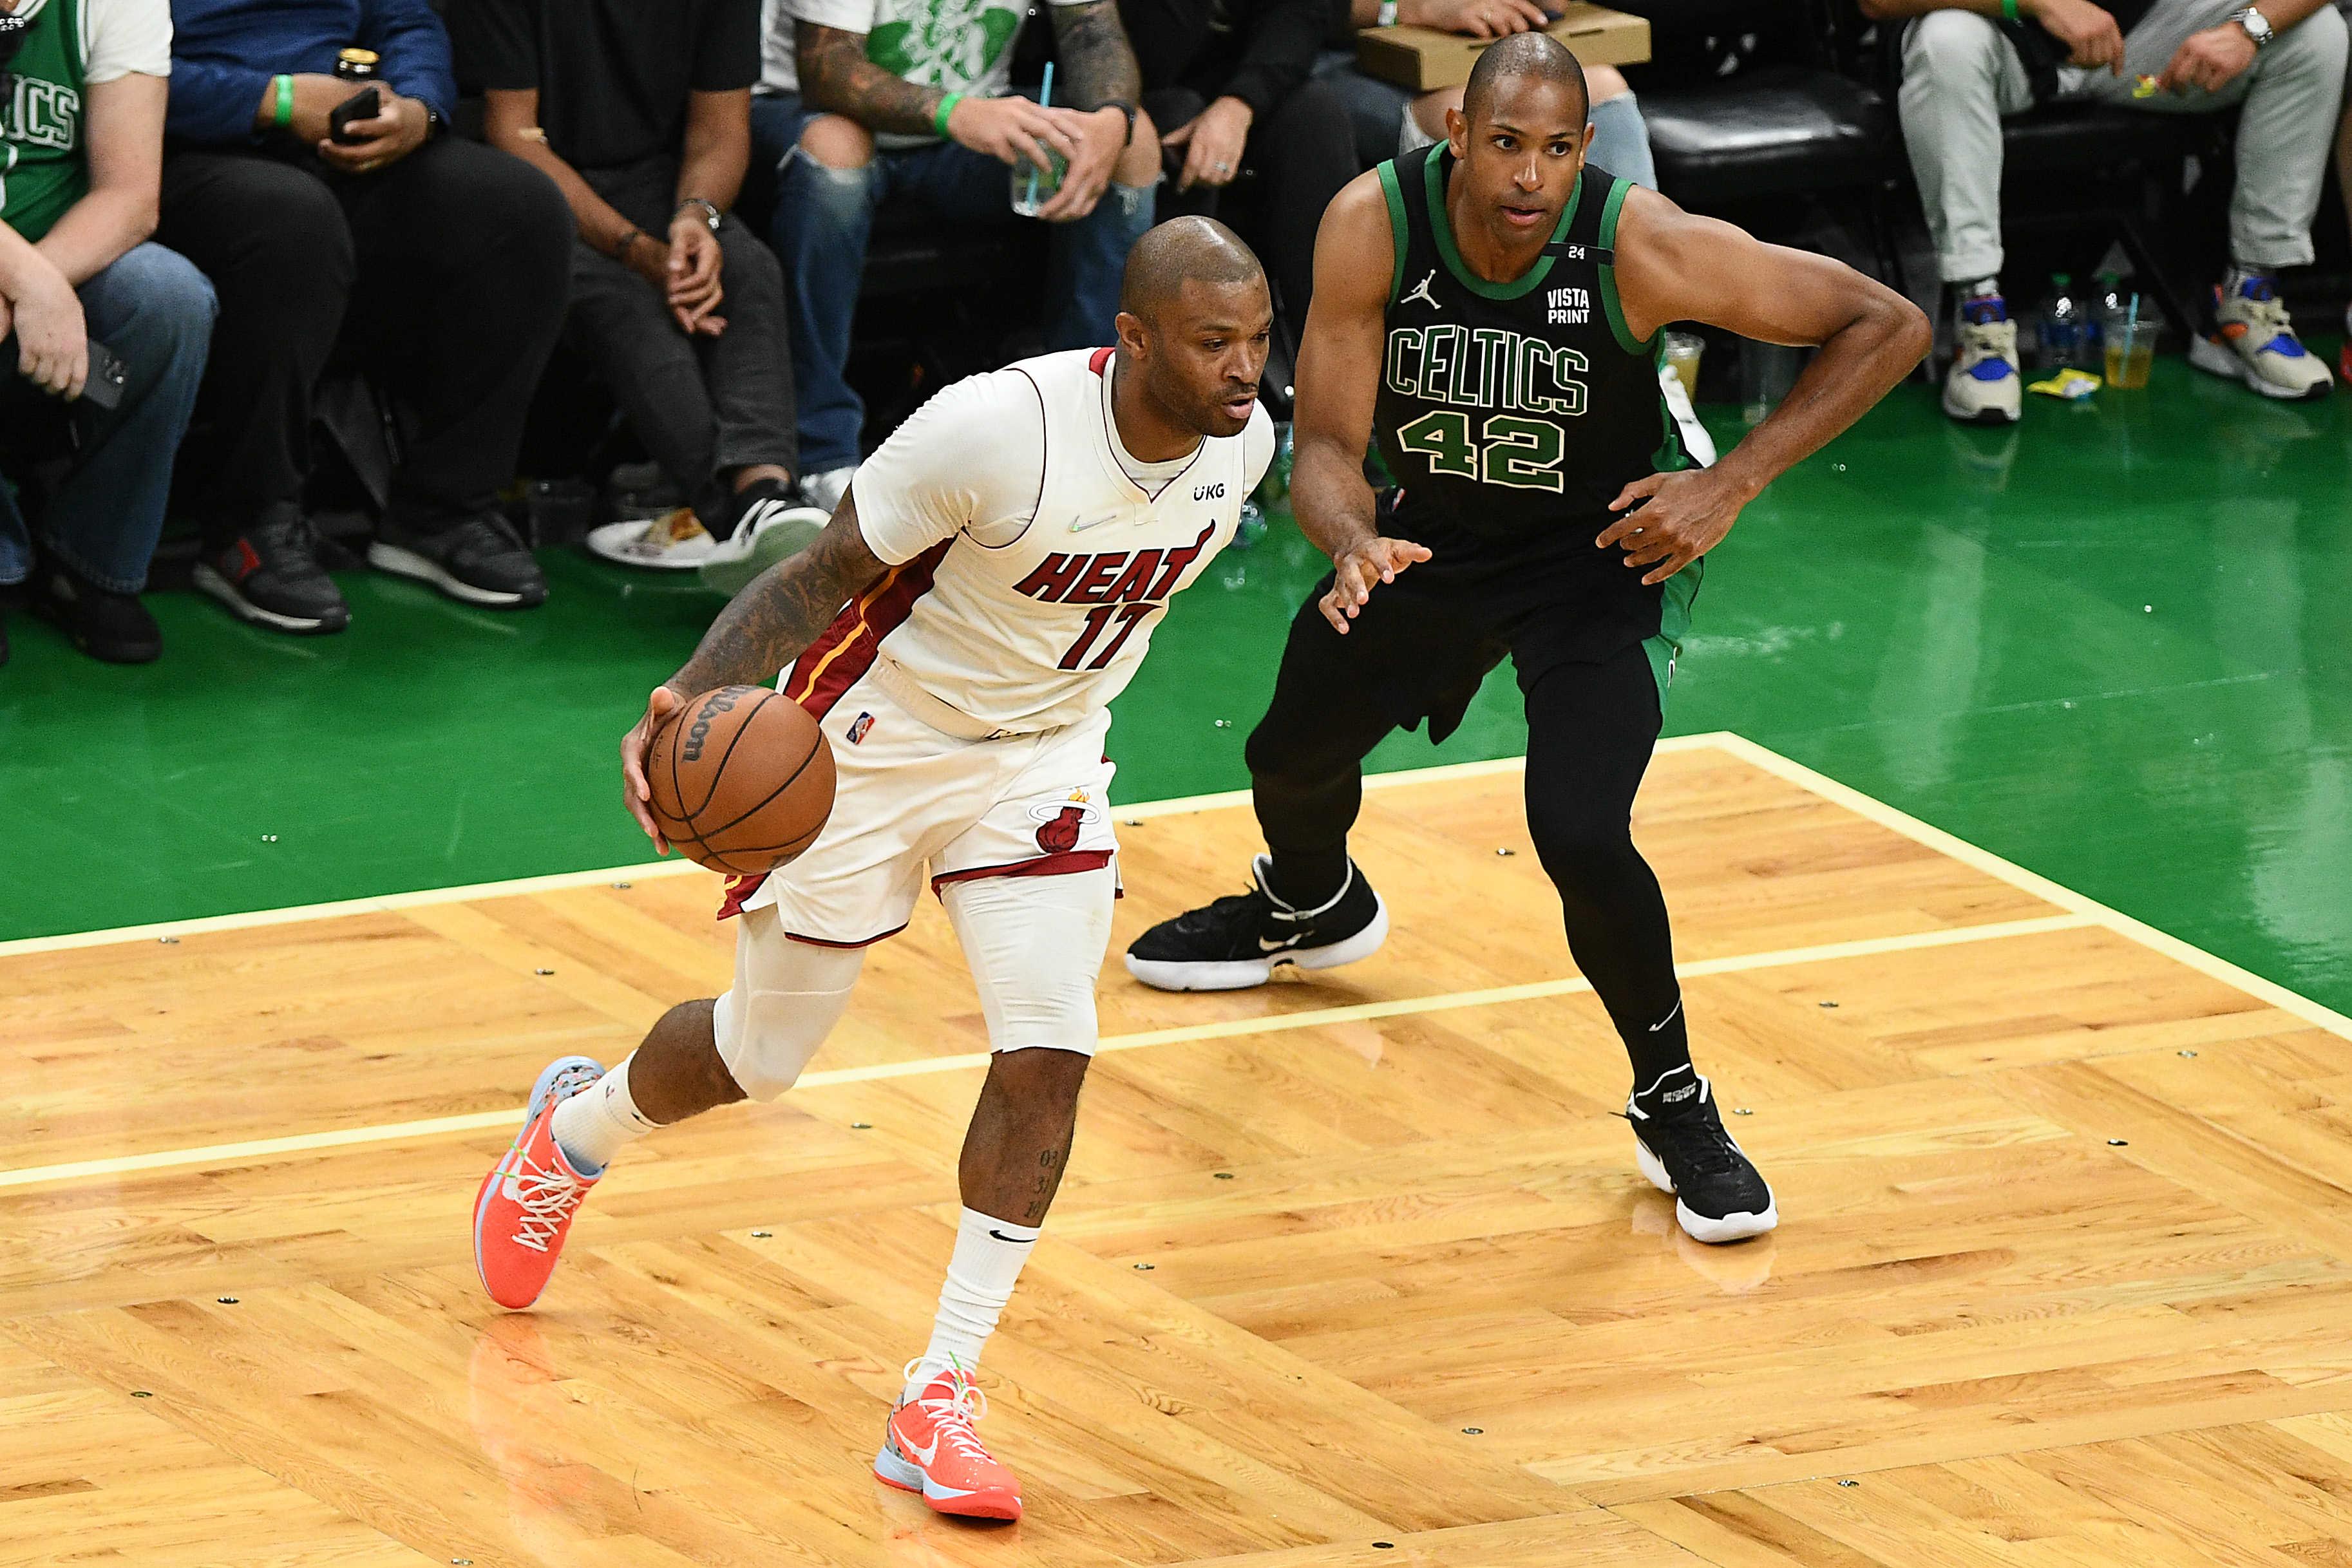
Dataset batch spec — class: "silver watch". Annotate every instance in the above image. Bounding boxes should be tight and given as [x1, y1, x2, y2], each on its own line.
[674, 196, 723, 232]
[2230, 5, 2274, 46]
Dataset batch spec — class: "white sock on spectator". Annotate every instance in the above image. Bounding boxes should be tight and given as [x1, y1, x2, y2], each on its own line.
[903, 1209, 1039, 1402]
[1961, 276, 2000, 301]
[550, 1052, 659, 1175]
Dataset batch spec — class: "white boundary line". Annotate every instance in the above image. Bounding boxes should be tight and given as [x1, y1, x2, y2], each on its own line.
[0, 744, 1702, 959]
[0, 910, 2088, 1192]
[1708, 732, 2352, 1042]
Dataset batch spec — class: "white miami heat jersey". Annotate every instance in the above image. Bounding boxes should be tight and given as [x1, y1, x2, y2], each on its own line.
[781, 347, 1275, 734]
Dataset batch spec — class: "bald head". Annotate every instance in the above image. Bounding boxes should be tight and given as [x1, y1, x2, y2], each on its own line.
[1119, 216, 1266, 323]
[1463, 32, 1589, 129]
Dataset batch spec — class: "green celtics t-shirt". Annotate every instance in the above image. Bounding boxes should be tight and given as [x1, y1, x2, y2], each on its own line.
[791, 0, 1082, 147]
[0, 0, 90, 242]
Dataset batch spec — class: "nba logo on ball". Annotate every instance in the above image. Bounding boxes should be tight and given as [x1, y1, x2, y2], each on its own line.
[846, 712, 875, 746]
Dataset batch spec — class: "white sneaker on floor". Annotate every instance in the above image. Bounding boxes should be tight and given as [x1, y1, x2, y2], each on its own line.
[801, 464, 856, 516]
[1942, 299, 2021, 426]
[699, 492, 830, 597]
[2189, 278, 2334, 401]
[585, 507, 714, 570]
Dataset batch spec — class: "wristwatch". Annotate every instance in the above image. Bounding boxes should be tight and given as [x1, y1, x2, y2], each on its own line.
[674, 196, 723, 233]
[2230, 5, 2274, 46]
[1103, 99, 1139, 145]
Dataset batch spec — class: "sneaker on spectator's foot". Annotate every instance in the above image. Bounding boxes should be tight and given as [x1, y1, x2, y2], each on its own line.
[875, 1362, 1023, 1520]
[1942, 296, 2021, 425]
[370, 513, 547, 608]
[699, 479, 830, 597]
[192, 505, 351, 634]
[473, 1055, 605, 1310]
[2190, 278, 2333, 401]
[1627, 1066, 1777, 1244]
[1124, 855, 1388, 991]
[800, 463, 856, 516]
[585, 506, 717, 571]
[26, 558, 162, 664]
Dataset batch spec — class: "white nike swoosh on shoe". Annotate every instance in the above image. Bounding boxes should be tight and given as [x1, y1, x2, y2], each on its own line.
[907, 1432, 942, 1465]
[1258, 934, 1304, 952]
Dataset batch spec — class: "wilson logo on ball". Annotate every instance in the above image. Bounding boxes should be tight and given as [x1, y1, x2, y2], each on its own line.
[681, 690, 742, 763]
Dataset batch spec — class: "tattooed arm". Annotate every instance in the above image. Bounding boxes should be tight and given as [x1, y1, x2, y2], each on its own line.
[1041, 0, 1145, 219]
[618, 498, 886, 848]
[797, 19, 1086, 175]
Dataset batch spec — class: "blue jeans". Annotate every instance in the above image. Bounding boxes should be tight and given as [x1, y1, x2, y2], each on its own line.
[0, 242, 215, 593]
[751, 91, 1155, 475]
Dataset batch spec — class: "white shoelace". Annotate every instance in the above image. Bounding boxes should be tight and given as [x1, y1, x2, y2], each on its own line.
[898, 1358, 992, 1462]
[507, 1154, 591, 1253]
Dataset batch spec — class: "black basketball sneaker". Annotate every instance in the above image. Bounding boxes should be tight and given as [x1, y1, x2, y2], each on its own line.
[1626, 1066, 1778, 1244]
[1124, 855, 1389, 991]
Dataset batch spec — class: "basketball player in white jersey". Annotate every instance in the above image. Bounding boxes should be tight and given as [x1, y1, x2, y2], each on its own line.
[471, 218, 1275, 1522]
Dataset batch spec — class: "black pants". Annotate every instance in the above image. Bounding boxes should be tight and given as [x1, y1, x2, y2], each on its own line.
[158, 137, 573, 545]
[1247, 580, 1687, 1072]
[1141, 80, 1358, 343]
[564, 156, 797, 530]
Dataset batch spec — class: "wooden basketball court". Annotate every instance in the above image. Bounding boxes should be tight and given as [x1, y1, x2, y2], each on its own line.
[6, 732, 2351, 1568]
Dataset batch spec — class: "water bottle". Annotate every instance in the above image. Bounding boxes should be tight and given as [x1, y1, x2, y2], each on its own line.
[1254, 422, 1294, 513]
[2036, 273, 2084, 369]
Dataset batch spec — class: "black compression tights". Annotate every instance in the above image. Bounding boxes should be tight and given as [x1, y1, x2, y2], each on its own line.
[1249, 639, 1693, 1090]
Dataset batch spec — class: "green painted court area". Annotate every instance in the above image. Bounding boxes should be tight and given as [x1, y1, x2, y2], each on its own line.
[6, 362, 2347, 1018]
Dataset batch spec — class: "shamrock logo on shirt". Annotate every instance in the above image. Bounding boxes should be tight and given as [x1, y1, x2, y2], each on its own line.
[867, 0, 1022, 87]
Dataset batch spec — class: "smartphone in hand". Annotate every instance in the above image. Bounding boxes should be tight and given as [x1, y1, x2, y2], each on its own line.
[81, 340, 126, 411]
[328, 85, 382, 145]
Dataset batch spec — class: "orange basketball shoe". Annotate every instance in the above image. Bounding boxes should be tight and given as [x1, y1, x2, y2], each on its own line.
[473, 1055, 605, 1309]
[874, 1362, 1023, 1520]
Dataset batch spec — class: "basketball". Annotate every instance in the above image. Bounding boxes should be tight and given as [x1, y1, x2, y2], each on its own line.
[643, 686, 835, 876]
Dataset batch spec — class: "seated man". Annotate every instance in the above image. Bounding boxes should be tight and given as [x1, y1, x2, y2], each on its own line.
[1121, 0, 1359, 358]
[163, 0, 573, 633]
[462, 0, 827, 574]
[1316, 0, 1656, 187]
[752, 0, 1161, 510]
[1864, 0, 2346, 422]
[0, 0, 213, 666]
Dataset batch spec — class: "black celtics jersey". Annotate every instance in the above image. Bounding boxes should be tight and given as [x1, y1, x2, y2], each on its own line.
[1373, 146, 1689, 549]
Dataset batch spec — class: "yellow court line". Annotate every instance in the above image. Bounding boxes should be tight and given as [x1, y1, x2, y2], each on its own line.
[1705, 733, 2352, 1043]
[0, 745, 1635, 961]
[0, 909, 2088, 1193]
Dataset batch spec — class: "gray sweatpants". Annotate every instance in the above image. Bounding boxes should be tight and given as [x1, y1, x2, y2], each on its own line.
[1897, 0, 2349, 281]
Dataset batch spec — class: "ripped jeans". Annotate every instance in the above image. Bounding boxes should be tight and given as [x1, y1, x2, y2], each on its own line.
[750, 91, 1155, 475]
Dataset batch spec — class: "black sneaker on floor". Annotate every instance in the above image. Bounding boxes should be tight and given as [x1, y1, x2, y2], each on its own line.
[1124, 854, 1389, 991]
[191, 506, 351, 634]
[26, 558, 163, 663]
[369, 513, 547, 609]
[1626, 1066, 1777, 1243]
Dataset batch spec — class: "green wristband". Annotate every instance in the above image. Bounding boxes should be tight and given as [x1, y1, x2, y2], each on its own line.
[272, 73, 294, 128]
[2000, 0, 2018, 19]
[933, 91, 963, 138]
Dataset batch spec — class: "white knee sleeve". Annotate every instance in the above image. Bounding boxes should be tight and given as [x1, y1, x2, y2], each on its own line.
[712, 906, 865, 1100]
[942, 867, 1115, 1057]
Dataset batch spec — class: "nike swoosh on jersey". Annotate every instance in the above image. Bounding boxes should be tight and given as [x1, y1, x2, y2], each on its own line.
[1068, 511, 1122, 533]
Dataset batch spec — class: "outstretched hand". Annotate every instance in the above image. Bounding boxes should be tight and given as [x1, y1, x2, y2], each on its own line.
[620, 685, 685, 851]
[1597, 468, 1750, 585]
[1318, 536, 1432, 633]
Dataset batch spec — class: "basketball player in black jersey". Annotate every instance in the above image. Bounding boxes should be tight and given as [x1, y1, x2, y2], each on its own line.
[1126, 34, 1930, 1242]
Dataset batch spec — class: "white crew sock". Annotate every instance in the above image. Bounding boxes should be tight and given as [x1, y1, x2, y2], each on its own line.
[904, 1208, 1039, 1402]
[550, 1052, 659, 1176]
[1960, 276, 2000, 301]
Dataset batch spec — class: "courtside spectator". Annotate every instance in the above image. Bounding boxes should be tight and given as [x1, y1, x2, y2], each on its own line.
[458, 0, 825, 576]
[1865, 0, 2345, 422]
[162, 0, 571, 632]
[1318, 0, 1656, 187]
[1122, 0, 1356, 357]
[0, 0, 212, 666]
[754, 0, 1159, 510]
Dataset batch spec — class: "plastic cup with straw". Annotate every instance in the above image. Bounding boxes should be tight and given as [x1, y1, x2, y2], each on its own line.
[1012, 62, 1060, 216]
[2103, 290, 2159, 390]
